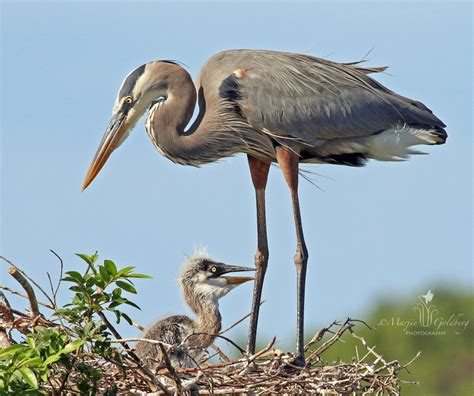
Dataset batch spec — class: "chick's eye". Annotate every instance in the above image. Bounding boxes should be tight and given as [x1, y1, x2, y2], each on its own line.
[124, 97, 133, 104]
[210, 266, 217, 273]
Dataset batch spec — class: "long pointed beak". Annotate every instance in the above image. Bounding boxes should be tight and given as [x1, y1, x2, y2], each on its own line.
[219, 264, 255, 285]
[82, 112, 126, 191]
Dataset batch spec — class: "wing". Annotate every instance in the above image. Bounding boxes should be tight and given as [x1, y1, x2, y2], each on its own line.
[218, 51, 446, 143]
[135, 315, 196, 368]
[148, 315, 195, 345]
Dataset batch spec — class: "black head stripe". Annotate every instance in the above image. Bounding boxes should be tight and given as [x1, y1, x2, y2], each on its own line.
[159, 60, 179, 66]
[118, 64, 146, 99]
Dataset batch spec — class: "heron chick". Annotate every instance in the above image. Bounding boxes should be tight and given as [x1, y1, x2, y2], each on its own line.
[135, 253, 254, 369]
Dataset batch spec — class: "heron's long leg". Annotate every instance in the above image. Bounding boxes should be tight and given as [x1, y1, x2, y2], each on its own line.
[247, 155, 271, 355]
[276, 147, 308, 364]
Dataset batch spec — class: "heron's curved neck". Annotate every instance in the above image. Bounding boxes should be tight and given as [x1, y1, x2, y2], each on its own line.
[145, 70, 217, 166]
[145, 66, 274, 165]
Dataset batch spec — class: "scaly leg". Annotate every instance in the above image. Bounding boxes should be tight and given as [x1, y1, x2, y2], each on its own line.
[276, 147, 308, 365]
[246, 155, 271, 355]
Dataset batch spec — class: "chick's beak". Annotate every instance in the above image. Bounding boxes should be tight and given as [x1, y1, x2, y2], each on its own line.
[219, 264, 255, 285]
[82, 111, 127, 191]
[225, 276, 255, 285]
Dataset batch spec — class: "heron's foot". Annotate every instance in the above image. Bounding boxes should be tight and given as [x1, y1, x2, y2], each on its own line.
[280, 355, 306, 374]
[290, 355, 305, 367]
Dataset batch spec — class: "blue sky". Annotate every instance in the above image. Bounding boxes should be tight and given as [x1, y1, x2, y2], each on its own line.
[1, 1, 472, 351]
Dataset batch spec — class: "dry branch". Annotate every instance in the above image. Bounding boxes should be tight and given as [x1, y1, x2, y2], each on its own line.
[8, 267, 40, 318]
[0, 292, 13, 347]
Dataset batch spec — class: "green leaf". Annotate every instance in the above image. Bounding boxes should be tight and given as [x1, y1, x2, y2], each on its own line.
[79, 253, 98, 276]
[69, 285, 85, 293]
[115, 266, 135, 277]
[127, 273, 153, 279]
[121, 312, 133, 326]
[116, 281, 137, 294]
[63, 339, 85, 352]
[111, 295, 127, 304]
[18, 367, 38, 389]
[22, 357, 43, 368]
[75, 253, 93, 265]
[95, 277, 106, 289]
[99, 265, 111, 283]
[43, 353, 62, 366]
[85, 276, 96, 288]
[104, 260, 117, 276]
[26, 337, 35, 350]
[114, 310, 121, 324]
[0, 344, 26, 356]
[107, 301, 121, 310]
[124, 300, 141, 310]
[63, 271, 84, 283]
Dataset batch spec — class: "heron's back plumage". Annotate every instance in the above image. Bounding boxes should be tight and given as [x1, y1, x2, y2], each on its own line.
[198, 49, 447, 164]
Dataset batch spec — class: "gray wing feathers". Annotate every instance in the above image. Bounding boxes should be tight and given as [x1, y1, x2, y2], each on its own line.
[218, 50, 445, 142]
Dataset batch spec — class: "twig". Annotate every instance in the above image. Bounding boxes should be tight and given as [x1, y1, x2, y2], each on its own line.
[209, 343, 230, 362]
[0, 292, 13, 347]
[0, 285, 53, 309]
[176, 358, 245, 374]
[58, 347, 80, 394]
[220, 300, 265, 335]
[97, 311, 141, 363]
[130, 359, 172, 395]
[46, 251, 62, 310]
[158, 342, 183, 393]
[133, 320, 145, 332]
[46, 273, 56, 309]
[349, 318, 373, 331]
[0, 291, 14, 323]
[1, 256, 55, 308]
[400, 351, 422, 372]
[182, 332, 246, 355]
[102, 317, 171, 395]
[111, 338, 172, 348]
[307, 319, 353, 361]
[8, 267, 40, 318]
[350, 330, 386, 366]
[304, 320, 339, 352]
[49, 249, 64, 300]
[247, 336, 277, 363]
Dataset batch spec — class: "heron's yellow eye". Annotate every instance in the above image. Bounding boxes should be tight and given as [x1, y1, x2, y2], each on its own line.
[210, 266, 217, 273]
[124, 97, 133, 104]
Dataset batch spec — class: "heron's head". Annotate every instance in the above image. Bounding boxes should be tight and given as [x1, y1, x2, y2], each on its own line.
[82, 61, 182, 191]
[179, 252, 254, 309]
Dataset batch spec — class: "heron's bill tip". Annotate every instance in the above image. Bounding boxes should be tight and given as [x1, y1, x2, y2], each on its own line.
[81, 165, 100, 192]
[82, 111, 127, 192]
[81, 180, 90, 192]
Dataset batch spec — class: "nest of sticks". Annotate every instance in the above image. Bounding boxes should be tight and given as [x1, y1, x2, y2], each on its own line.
[0, 255, 419, 395]
[123, 318, 419, 395]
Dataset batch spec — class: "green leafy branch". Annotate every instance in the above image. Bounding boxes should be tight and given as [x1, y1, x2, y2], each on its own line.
[0, 253, 152, 394]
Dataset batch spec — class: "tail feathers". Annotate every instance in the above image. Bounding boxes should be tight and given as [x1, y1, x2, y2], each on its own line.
[302, 124, 447, 166]
[367, 125, 447, 161]
[428, 126, 448, 144]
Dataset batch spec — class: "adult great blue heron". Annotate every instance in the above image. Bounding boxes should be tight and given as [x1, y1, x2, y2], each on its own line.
[135, 253, 254, 369]
[82, 49, 447, 365]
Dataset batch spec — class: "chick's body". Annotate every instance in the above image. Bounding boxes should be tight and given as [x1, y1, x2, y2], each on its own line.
[135, 253, 253, 369]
